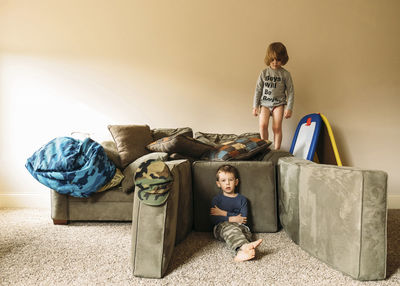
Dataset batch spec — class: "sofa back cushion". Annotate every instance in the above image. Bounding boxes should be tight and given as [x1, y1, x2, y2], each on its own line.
[131, 161, 181, 278]
[192, 161, 278, 233]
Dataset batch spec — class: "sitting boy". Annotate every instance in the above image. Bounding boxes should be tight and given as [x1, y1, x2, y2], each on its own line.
[210, 164, 262, 262]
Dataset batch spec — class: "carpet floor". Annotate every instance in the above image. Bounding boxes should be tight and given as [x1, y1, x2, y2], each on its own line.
[0, 208, 399, 285]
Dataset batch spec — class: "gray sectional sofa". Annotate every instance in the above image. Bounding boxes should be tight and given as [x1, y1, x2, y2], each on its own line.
[49, 125, 388, 281]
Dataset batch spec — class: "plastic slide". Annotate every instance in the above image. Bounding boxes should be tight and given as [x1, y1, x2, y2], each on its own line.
[319, 113, 342, 166]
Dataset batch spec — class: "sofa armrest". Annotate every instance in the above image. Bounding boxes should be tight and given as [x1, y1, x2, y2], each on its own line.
[51, 189, 68, 222]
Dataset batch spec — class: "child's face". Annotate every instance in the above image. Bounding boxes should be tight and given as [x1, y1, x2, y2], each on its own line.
[269, 58, 282, 70]
[216, 171, 239, 195]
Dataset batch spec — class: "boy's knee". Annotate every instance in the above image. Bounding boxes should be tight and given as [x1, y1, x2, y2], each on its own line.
[272, 125, 281, 134]
[260, 122, 269, 130]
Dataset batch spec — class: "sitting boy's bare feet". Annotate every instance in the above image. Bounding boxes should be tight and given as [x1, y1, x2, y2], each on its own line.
[234, 239, 263, 262]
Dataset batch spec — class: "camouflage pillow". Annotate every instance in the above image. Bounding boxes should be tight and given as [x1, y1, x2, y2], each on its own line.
[203, 137, 271, 161]
[146, 134, 215, 158]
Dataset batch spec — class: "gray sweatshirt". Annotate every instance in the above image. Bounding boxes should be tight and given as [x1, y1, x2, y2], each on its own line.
[253, 67, 294, 111]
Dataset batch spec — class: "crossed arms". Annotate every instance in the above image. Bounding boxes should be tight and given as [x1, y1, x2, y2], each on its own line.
[210, 205, 247, 224]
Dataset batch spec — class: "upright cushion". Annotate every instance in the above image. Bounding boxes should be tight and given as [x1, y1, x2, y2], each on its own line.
[131, 160, 191, 278]
[192, 161, 278, 233]
[278, 157, 388, 281]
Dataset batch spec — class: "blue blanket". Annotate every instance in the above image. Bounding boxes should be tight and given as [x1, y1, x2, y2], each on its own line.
[26, 137, 116, 198]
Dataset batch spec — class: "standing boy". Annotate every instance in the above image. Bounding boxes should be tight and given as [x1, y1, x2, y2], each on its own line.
[210, 165, 262, 262]
[253, 42, 294, 150]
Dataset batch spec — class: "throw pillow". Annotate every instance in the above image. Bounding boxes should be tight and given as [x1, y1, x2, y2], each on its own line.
[168, 153, 196, 164]
[151, 127, 193, 141]
[108, 124, 153, 168]
[122, 152, 169, 193]
[146, 134, 215, 158]
[204, 137, 271, 161]
[97, 168, 124, 192]
[100, 140, 123, 169]
[195, 132, 261, 147]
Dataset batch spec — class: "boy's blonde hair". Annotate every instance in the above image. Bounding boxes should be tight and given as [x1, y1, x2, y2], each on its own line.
[216, 165, 239, 181]
[264, 42, 289, 66]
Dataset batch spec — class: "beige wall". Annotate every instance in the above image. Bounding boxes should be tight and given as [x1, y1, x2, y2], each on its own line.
[1, 0, 399, 207]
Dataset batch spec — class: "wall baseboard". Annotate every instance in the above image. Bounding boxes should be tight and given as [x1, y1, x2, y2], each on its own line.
[1, 193, 400, 209]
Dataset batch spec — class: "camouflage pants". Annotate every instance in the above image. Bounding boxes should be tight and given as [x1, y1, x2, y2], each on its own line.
[213, 221, 253, 254]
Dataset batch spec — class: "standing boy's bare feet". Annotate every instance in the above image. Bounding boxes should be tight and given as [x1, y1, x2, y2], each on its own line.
[234, 239, 263, 262]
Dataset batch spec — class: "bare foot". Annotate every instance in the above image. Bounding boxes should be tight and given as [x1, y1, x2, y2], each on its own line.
[234, 239, 263, 262]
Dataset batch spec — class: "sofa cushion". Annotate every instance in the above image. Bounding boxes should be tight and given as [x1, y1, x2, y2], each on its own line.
[192, 161, 278, 233]
[151, 127, 193, 140]
[131, 161, 181, 278]
[277, 157, 388, 281]
[108, 125, 153, 168]
[122, 152, 169, 193]
[146, 134, 215, 158]
[195, 131, 261, 147]
[203, 137, 271, 161]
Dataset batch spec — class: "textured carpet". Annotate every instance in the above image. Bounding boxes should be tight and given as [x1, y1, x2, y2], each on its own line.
[0, 208, 399, 285]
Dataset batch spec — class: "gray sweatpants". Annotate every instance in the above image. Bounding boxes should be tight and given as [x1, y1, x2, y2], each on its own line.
[213, 221, 253, 254]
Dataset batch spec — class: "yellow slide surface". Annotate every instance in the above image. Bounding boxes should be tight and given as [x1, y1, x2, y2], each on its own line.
[319, 113, 342, 166]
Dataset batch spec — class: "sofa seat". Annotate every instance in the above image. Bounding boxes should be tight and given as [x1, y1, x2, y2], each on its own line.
[51, 188, 134, 222]
[51, 160, 192, 229]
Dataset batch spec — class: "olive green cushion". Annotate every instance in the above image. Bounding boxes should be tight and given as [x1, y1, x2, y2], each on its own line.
[277, 157, 388, 281]
[192, 161, 278, 233]
[130, 162, 181, 278]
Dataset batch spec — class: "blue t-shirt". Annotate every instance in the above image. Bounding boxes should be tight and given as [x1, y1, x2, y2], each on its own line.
[210, 193, 248, 226]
